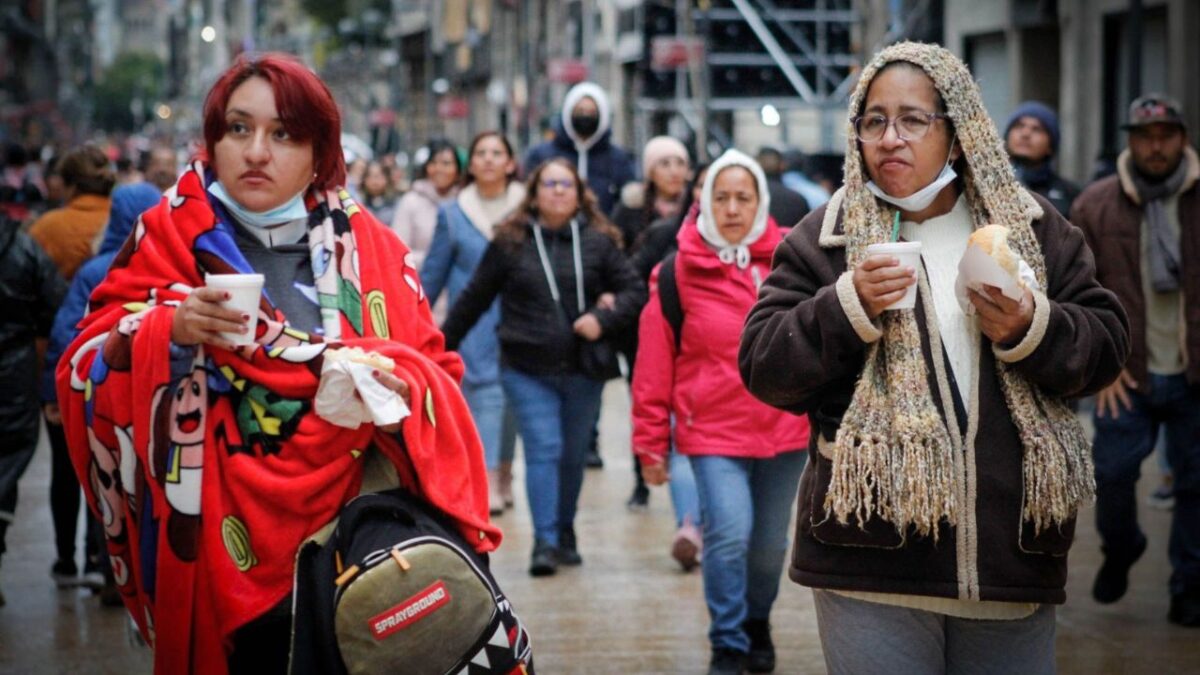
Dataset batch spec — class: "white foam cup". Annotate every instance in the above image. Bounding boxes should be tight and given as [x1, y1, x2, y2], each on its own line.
[204, 273, 264, 345]
[864, 241, 922, 310]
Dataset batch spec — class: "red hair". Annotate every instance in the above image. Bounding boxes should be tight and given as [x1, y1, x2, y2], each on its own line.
[202, 52, 346, 190]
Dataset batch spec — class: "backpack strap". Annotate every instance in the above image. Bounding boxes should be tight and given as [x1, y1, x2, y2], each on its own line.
[658, 252, 684, 351]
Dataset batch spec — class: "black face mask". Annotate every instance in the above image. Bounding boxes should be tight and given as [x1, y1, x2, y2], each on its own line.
[571, 114, 600, 138]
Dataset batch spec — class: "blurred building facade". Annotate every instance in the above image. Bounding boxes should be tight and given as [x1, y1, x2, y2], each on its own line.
[7, 0, 1193, 185]
[944, 0, 1200, 183]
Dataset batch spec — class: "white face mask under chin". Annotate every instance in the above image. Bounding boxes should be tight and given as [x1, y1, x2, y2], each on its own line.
[865, 143, 958, 213]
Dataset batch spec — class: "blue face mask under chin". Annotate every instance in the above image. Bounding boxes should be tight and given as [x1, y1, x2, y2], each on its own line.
[207, 180, 311, 229]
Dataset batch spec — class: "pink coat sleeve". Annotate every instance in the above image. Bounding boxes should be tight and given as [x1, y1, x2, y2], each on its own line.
[630, 263, 676, 465]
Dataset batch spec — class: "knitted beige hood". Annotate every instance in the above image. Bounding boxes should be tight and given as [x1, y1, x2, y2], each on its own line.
[827, 42, 1094, 540]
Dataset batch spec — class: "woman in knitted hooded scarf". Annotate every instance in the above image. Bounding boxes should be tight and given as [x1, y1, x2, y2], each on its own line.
[740, 42, 1129, 673]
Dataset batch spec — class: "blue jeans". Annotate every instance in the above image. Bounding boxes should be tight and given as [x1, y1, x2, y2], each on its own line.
[462, 381, 505, 471]
[691, 451, 807, 652]
[1093, 373, 1200, 594]
[501, 367, 604, 546]
[669, 447, 701, 528]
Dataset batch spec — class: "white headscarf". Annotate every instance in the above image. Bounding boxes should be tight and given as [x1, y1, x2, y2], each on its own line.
[698, 149, 772, 268]
[560, 82, 613, 180]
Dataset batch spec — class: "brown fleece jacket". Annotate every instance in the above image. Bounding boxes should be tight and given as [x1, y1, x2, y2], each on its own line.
[1071, 146, 1200, 392]
[739, 190, 1129, 604]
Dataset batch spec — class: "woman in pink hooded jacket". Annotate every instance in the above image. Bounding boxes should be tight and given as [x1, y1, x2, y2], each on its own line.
[632, 149, 810, 675]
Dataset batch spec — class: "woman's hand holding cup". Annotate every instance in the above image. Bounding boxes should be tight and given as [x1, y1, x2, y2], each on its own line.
[171, 287, 250, 350]
[853, 254, 918, 319]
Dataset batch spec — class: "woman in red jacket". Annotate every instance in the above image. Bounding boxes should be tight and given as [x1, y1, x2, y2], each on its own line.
[632, 149, 810, 675]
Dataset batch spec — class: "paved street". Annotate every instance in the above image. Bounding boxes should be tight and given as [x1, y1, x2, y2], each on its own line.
[1, 383, 1197, 673]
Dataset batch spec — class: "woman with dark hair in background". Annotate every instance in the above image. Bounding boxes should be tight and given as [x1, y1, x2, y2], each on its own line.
[611, 135, 690, 252]
[28, 145, 115, 281]
[28, 145, 117, 590]
[56, 53, 498, 672]
[630, 162, 711, 281]
[41, 183, 162, 601]
[391, 139, 462, 271]
[610, 137, 693, 513]
[442, 157, 645, 576]
[359, 159, 399, 226]
[422, 131, 526, 515]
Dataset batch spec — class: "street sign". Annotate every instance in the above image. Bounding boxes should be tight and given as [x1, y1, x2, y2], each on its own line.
[650, 36, 705, 71]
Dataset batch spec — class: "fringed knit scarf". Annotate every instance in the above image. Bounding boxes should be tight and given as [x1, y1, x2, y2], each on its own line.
[827, 42, 1094, 540]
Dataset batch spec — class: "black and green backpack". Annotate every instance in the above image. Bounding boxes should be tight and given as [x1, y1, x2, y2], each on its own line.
[291, 488, 533, 675]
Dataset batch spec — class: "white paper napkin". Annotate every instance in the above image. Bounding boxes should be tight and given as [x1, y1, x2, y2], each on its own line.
[955, 245, 1040, 315]
[314, 357, 411, 429]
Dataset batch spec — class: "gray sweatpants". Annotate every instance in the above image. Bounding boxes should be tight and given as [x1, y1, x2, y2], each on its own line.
[812, 589, 1057, 675]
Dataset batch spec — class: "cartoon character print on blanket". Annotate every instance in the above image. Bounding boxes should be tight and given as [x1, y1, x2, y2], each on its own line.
[56, 159, 496, 675]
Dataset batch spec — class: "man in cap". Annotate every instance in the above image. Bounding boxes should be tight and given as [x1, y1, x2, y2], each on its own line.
[1072, 94, 1200, 626]
[1004, 101, 1080, 219]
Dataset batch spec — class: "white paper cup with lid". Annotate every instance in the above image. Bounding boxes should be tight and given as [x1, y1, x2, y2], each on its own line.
[204, 273, 264, 345]
[865, 241, 922, 311]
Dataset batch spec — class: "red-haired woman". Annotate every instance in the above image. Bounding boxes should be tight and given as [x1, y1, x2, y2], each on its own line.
[55, 53, 505, 673]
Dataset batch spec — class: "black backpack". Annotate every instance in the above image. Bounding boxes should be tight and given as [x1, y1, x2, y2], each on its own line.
[658, 253, 684, 351]
[291, 488, 534, 675]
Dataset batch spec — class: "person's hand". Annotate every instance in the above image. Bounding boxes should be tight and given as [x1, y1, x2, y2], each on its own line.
[573, 313, 603, 341]
[371, 369, 411, 434]
[596, 293, 616, 311]
[641, 460, 669, 486]
[969, 285, 1034, 346]
[853, 255, 917, 319]
[1096, 370, 1137, 420]
[171, 287, 249, 349]
[43, 402, 62, 425]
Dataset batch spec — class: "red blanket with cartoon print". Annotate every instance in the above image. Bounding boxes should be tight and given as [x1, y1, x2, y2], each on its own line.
[56, 162, 499, 674]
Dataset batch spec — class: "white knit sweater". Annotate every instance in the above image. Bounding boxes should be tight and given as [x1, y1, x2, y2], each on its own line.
[900, 195, 976, 406]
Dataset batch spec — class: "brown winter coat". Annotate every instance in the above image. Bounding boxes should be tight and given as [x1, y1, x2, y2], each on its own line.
[1071, 146, 1200, 392]
[739, 190, 1129, 604]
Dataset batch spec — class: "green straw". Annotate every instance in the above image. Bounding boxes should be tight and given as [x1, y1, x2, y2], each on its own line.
[891, 211, 901, 242]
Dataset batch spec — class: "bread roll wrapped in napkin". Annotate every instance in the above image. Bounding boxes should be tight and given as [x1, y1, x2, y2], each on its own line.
[314, 346, 412, 429]
[955, 224, 1040, 315]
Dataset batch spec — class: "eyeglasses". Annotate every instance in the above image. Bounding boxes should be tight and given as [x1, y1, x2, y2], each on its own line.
[540, 178, 575, 191]
[852, 111, 949, 143]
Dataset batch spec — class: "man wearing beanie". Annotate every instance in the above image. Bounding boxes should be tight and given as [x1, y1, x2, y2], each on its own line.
[1004, 101, 1080, 219]
[1072, 93, 1200, 627]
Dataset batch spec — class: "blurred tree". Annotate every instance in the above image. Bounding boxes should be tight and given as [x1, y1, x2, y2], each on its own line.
[300, 0, 351, 28]
[92, 52, 164, 132]
[302, 0, 392, 43]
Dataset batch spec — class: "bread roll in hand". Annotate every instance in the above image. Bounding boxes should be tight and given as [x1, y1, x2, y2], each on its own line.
[325, 346, 396, 372]
[967, 225, 1019, 280]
